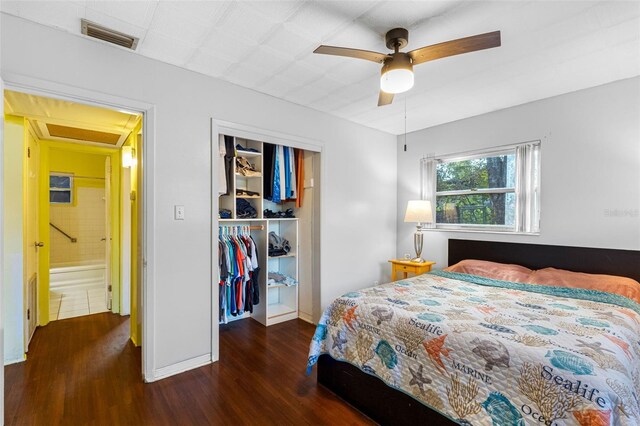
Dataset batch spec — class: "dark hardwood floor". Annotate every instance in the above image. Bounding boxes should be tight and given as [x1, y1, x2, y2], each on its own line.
[5, 313, 374, 425]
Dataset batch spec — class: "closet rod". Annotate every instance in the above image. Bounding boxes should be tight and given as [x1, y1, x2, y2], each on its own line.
[219, 225, 264, 230]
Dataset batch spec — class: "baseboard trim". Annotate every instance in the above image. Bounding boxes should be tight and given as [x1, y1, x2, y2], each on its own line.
[150, 353, 211, 382]
[298, 312, 315, 324]
[4, 356, 26, 366]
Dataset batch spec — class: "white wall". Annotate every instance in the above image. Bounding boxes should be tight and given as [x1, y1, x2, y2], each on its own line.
[0, 14, 397, 376]
[397, 77, 640, 267]
[3, 116, 24, 364]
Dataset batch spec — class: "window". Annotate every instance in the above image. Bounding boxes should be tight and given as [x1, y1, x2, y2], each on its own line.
[421, 141, 540, 233]
[50, 173, 73, 204]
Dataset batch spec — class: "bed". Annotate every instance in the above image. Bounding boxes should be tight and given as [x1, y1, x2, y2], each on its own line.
[308, 239, 640, 425]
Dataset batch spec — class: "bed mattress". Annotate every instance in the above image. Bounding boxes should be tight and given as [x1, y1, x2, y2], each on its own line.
[307, 270, 640, 426]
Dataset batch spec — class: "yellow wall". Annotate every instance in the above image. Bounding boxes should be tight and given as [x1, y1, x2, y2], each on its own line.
[125, 121, 142, 346]
[49, 148, 107, 266]
[49, 149, 106, 180]
[37, 140, 122, 324]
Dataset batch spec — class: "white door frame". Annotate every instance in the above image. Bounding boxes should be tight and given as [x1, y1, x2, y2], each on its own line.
[210, 118, 325, 362]
[1, 73, 156, 382]
[1, 71, 6, 423]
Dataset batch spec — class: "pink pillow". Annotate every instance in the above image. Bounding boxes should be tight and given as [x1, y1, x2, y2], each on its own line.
[444, 259, 532, 283]
[525, 268, 640, 304]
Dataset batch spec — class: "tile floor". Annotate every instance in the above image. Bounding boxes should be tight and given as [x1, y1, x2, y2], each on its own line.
[49, 284, 109, 321]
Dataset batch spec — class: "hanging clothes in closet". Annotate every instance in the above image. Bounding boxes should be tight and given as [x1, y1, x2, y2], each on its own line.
[218, 227, 260, 323]
[263, 143, 304, 205]
[222, 135, 236, 196]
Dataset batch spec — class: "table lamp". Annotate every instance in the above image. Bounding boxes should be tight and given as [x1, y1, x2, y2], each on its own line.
[404, 200, 433, 263]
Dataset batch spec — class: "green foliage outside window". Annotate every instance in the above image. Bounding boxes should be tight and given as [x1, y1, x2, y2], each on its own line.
[436, 154, 515, 226]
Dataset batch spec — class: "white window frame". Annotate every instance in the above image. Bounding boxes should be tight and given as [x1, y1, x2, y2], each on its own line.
[49, 172, 74, 204]
[421, 141, 541, 234]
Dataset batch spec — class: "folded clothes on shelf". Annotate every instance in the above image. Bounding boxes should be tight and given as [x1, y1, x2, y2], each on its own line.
[236, 144, 260, 153]
[219, 209, 232, 219]
[268, 231, 291, 256]
[236, 189, 260, 197]
[267, 272, 297, 287]
[236, 157, 261, 176]
[263, 208, 295, 218]
[236, 199, 257, 218]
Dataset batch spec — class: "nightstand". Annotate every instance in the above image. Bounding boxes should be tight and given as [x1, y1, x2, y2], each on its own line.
[389, 259, 435, 281]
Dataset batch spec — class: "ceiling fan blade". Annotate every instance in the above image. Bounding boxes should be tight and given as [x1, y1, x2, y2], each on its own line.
[314, 45, 387, 63]
[378, 91, 394, 106]
[409, 31, 501, 65]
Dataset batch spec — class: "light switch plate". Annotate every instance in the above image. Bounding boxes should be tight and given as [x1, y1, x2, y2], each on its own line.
[174, 205, 185, 220]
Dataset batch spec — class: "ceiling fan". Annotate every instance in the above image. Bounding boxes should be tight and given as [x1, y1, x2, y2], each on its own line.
[314, 28, 501, 106]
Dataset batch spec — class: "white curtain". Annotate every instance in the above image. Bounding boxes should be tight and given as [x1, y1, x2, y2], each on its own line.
[515, 142, 541, 233]
[420, 154, 436, 229]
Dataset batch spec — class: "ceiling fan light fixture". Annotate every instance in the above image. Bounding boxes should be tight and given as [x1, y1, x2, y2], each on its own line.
[380, 54, 414, 94]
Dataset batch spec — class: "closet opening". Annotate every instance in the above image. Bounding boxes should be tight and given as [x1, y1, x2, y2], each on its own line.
[2, 89, 145, 368]
[213, 121, 322, 359]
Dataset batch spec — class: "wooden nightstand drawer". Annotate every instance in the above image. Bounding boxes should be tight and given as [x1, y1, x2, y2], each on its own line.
[388, 259, 435, 281]
[396, 264, 414, 273]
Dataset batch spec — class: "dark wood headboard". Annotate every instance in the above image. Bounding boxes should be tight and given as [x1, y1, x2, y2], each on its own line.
[448, 239, 640, 282]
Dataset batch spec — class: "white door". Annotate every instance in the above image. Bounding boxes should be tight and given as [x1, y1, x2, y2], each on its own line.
[105, 156, 112, 310]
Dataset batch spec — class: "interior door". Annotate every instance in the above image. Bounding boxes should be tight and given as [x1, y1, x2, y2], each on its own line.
[25, 126, 39, 345]
[105, 156, 112, 310]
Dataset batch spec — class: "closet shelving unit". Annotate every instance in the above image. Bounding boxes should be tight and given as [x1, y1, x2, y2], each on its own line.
[218, 136, 299, 326]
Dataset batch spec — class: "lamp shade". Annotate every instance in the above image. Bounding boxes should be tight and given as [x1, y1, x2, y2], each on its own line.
[380, 69, 414, 94]
[404, 200, 433, 223]
[380, 53, 414, 94]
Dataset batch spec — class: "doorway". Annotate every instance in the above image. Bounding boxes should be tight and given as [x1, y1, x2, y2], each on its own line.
[2, 89, 144, 363]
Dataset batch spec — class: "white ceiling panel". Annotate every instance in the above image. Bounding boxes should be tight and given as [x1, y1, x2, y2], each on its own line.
[284, 83, 327, 105]
[305, 75, 348, 95]
[264, 24, 320, 59]
[307, 94, 353, 113]
[216, 2, 280, 45]
[324, 21, 385, 53]
[242, 0, 305, 22]
[186, 49, 234, 78]
[244, 45, 294, 76]
[148, 2, 213, 46]
[225, 62, 273, 88]
[320, 1, 380, 22]
[3, 0, 639, 135]
[200, 31, 258, 65]
[275, 59, 325, 87]
[84, 0, 157, 29]
[138, 30, 197, 65]
[285, 2, 352, 41]
[84, 8, 148, 40]
[357, 1, 463, 34]
[256, 75, 298, 98]
[14, 1, 83, 32]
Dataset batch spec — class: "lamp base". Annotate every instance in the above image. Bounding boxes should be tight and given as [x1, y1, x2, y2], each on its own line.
[411, 257, 426, 263]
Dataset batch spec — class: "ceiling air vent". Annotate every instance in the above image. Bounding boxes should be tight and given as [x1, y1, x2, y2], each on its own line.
[46, 123, 122, 145]
[81, 19, 139, 50]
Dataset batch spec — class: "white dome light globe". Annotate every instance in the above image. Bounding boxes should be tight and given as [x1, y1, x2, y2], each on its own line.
[380, 69, 414, 94]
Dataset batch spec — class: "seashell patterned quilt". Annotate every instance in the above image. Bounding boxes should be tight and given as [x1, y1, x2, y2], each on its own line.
[307, 270, 640, 425]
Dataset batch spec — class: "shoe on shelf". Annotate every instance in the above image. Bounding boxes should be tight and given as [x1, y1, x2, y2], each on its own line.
[236, 157, 261, 176]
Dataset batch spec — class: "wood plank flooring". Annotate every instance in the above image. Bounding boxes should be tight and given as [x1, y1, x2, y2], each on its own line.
[5, 314, 374, 425]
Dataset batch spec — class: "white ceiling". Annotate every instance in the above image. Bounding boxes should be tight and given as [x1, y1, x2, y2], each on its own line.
[2, 1, 639, 135]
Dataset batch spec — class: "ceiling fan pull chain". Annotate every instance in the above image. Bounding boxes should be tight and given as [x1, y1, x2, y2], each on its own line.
[404, 97, 407, 152]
